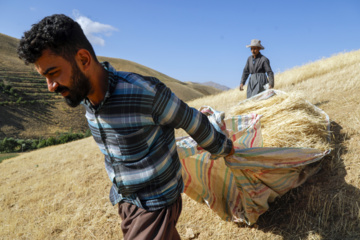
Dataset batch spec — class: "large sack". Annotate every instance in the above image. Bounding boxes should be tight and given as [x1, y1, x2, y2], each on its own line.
[177, 90, 331, 225]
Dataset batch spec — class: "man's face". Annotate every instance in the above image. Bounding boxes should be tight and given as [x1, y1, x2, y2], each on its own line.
[35, 49, 91, 107]
[251, 47, 261, 57]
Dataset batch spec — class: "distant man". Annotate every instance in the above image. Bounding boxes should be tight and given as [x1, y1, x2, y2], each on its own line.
[239, 39, 274, 98]
[17, 14, 234, 240]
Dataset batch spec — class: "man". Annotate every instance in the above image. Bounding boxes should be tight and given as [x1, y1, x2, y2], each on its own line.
[18, 14, 234, 239]
[239, 39, 274, 98]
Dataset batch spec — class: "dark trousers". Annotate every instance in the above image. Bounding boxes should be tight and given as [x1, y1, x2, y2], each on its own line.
[118, 196, 182, 240]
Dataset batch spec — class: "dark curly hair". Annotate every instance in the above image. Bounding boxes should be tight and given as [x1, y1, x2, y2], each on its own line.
[17, 14, 97, 65]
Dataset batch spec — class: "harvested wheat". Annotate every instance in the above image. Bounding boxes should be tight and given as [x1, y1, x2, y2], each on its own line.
[228, 90, 331, 151]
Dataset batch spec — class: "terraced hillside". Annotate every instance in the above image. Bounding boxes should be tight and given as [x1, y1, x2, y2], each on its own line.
[0, 33, 86, 139]
[0, 69, 62, 103]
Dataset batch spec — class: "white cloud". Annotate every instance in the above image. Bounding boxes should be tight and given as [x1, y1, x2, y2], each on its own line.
[73, 10, 118, 46]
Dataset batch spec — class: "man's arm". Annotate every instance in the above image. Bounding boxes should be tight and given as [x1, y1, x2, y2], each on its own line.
[152, 81, 233, 157]
[240, 57, 250, 91]
[264, 58, 274, 88]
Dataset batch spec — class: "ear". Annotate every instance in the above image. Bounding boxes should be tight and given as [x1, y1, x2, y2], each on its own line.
[75, 49, 92, 71]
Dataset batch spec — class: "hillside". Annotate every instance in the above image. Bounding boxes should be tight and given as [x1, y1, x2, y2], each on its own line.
[0, 33, 222, 139]
[200, 81, 230, 91]
[1, 48, 360, 239]
[97, 56, 222, 100]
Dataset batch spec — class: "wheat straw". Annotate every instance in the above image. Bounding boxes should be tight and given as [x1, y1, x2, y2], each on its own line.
[228, 91, 331, 151]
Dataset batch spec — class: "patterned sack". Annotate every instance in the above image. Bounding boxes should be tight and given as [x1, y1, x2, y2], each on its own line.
[177, 101, 330, 225]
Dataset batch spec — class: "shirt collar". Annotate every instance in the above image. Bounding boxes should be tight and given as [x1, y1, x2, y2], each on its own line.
[83, 61, 117, 111]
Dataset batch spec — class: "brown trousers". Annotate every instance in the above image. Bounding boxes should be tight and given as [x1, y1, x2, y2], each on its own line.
[118, 196, 182, 240]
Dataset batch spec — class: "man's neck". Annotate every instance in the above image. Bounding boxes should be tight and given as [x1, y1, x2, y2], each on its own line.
[87, 63, 108, 106]
[253, 53, 261, 58]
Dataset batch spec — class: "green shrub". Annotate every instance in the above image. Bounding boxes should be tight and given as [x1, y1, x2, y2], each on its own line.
[0, 129, 91, 153]
[84, 129, 92, 137]
[31, 139, 39, 149]
[46, 137, 57, 146]
[21, 139, 33, 152]
[0, 138, 19, 153]
[37, 139, 46, 149]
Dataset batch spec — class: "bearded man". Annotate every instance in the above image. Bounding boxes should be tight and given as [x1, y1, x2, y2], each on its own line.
[18, 14, 234, 240]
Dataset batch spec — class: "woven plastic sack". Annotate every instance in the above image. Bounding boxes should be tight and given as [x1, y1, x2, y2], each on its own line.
[177, 91, 330, 225]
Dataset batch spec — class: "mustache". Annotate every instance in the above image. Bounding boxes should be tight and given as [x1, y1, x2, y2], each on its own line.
[54, 85, 69, 94]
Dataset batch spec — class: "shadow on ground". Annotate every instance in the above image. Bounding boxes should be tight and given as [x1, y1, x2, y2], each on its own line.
[0, 103, 54, 138]
[255, 121, 360, 240]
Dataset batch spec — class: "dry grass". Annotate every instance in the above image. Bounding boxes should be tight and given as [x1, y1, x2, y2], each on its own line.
[1, 49, 360, 239]
[187, 87, 243, 113]
[275, 50, 360, 90]
[228, 91, 331, 151]
[0, 139, 122, 239]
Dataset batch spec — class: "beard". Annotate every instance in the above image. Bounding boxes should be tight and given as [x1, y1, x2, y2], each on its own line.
[55, 63, 91, 108]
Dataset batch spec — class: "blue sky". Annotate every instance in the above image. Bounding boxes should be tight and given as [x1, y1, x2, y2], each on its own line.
[1, 0, 359, 88]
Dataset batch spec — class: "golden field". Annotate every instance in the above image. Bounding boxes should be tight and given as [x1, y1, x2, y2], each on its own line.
[1, 50, 360, 239]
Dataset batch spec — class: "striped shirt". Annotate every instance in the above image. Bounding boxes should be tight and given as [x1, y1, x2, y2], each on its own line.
[82, 62, 233, 211]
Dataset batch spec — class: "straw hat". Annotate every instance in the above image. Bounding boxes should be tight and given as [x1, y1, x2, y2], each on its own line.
[246, 39, 265, 50]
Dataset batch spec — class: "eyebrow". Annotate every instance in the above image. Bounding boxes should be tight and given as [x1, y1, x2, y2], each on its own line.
[42, 67, 57, 76]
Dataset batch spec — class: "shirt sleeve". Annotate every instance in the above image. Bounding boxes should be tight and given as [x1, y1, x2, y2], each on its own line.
[240, 57, 251, 85]
[152, 81, 233, 157]
[264, 57, 274, 87]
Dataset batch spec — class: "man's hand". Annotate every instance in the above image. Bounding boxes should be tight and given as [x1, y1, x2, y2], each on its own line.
[239, 84, 244, 91]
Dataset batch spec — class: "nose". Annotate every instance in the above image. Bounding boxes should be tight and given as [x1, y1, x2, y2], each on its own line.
[46, 78, 58, 92]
